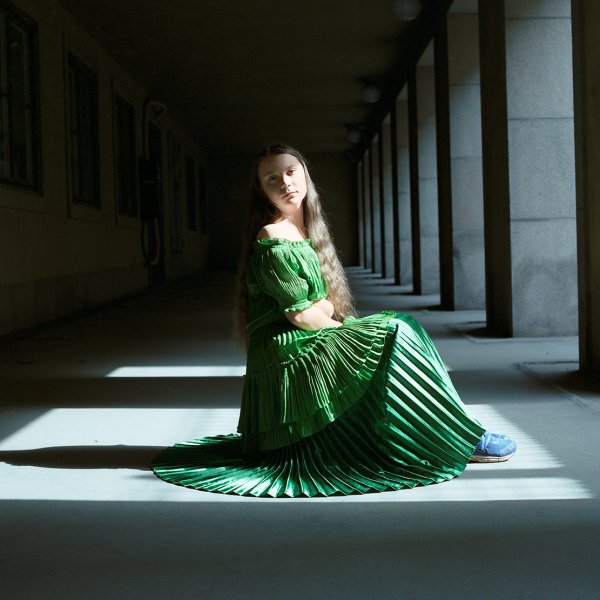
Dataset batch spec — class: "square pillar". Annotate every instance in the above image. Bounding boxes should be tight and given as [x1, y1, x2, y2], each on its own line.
[370, 135, 382, 274]
[572, 0, 600, 371]
[357, 159, 365, 267]
[363, 149, 373, 270]
[381, 118, 394, 278]
[479, 0, 577, 336]
[417, 48, 440, 295]
[408, 68, 422, 293]
[396, 93, 413, 286]
[447, 8, 486, 310]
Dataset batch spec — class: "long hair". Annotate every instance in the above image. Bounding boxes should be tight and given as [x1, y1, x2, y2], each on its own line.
[232, 143, 359, 350]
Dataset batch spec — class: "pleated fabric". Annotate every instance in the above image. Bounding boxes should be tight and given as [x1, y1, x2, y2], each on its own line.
[245, 239, 328, 336]
[150, 312, 486, 497]
[239, 310, 397, 454]
[241, 239, 399, 454]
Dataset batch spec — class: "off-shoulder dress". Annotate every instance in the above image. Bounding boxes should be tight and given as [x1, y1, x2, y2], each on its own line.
[149, 237, 486, 497]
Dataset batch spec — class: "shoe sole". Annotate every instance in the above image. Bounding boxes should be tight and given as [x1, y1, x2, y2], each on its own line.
[469, 450, 516, 463]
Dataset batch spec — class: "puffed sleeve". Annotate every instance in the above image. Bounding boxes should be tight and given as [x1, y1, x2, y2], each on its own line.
[256, 247, 314, 313]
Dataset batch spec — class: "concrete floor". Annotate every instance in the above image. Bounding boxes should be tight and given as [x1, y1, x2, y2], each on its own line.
[1, 267, 599, 599]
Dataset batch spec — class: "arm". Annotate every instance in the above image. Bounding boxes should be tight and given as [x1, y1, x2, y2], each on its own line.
[285, 306, 343, 331]
[255, 247, 340, 330]
[311, 298, 335, 318]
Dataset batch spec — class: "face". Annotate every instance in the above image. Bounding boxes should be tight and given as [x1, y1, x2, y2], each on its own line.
[257, 153, 308, 214]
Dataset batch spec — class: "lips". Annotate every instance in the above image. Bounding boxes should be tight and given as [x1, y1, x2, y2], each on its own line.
[282, 191, 297, 199]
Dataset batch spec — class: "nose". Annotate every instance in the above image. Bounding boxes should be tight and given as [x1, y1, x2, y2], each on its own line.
[282, 174, 293, 188]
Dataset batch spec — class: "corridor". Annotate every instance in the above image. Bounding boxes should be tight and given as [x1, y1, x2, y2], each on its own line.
[1, 269, 598, 598]
[2, 0, 600, 597]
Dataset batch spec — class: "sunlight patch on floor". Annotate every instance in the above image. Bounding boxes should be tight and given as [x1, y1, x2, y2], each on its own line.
[106, 366, 246, 377]
[465, 404, 563, 470]
[0, 404, 591, 502]
[0, 408, 241, 448]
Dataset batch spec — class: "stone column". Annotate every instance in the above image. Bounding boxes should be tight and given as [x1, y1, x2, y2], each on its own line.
[363, 149, 373, 271]
[357, 159, 365, 267]
[479, 0, 577, 336]
[380, 118, 394, 278]
[447, 8, 486, 309]
[572, 0, 600, 371]
[370, 135, 382, 274]
[434, 16, 454, 309]
[416, 47, 440, 294]
[396, 92, 413, 285]
[390, 101, 401, 284]
[408, 68, 422, 293]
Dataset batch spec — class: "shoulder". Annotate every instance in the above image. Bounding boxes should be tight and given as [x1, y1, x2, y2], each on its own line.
[256, 224, 297, 241]
[257, 224, 291, 241]
[256, 226, 273, 241]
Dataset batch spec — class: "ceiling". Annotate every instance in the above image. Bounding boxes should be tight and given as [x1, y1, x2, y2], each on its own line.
[59, 0, 449, 157]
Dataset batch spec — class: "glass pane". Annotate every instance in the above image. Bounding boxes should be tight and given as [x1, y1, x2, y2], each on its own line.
[116, 97, 136, 215]
[198, 165, 207, 234]
[0, 15, 8, 177]
[0, 13, 4, 84]
[0, 93, 9, 178]
[168, 133, 182, 251]
[78, 72, 96, 203]
[8, 20, 33, 185]
[186, 154, 196, 230]
[68, 67, 81, 198]
[68, 57, 99, 206]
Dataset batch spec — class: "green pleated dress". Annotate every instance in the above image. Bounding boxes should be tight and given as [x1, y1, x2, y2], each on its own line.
[150, 238, 486, 497]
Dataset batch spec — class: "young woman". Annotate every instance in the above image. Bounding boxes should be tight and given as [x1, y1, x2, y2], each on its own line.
[150, 143, 516, 497]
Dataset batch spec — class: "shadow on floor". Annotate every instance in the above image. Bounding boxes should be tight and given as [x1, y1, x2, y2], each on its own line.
[0, 445, 162, 470]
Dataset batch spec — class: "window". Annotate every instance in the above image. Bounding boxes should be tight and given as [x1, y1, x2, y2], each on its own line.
[185, 153, 196, 231]
[114, 94, 137, 217]
[67, 52, 100, 207]
[167, 132, 183, 252]
[198, 163, 207, 234]
[0, 0, 40, 189]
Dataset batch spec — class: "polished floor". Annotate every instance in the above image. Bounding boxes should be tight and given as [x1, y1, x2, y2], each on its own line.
[1, 267, 599, 599]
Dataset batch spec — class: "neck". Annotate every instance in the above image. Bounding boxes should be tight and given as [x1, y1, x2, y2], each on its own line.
[275, 212, 306, 233]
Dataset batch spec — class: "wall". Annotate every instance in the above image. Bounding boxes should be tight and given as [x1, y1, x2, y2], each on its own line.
[308, 152, 357, 266]
[207, 151, 357, 270]
[0, 0, 208, 336]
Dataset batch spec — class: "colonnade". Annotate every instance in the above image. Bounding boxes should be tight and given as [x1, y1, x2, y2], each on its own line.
[357, 0, 600, 374]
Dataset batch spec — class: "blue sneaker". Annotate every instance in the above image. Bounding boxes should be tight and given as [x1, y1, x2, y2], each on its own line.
[470, 431, 517, 463]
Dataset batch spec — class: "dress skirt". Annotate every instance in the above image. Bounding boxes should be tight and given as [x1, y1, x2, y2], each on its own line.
[149, 311, 486, 497]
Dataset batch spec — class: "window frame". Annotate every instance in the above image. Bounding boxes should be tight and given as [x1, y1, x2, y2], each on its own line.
[197, 163, 207, 235]
[0, 0, 42, 193]
[185, 152, 197, 231]
[113, 92, 138, 218]
[66, 50, 101, 210]
[167, 131, 183, 252]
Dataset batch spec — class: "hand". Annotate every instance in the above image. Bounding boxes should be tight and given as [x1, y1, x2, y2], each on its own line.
[291, 306, 343, 331]
[311, 298, 335, 319]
